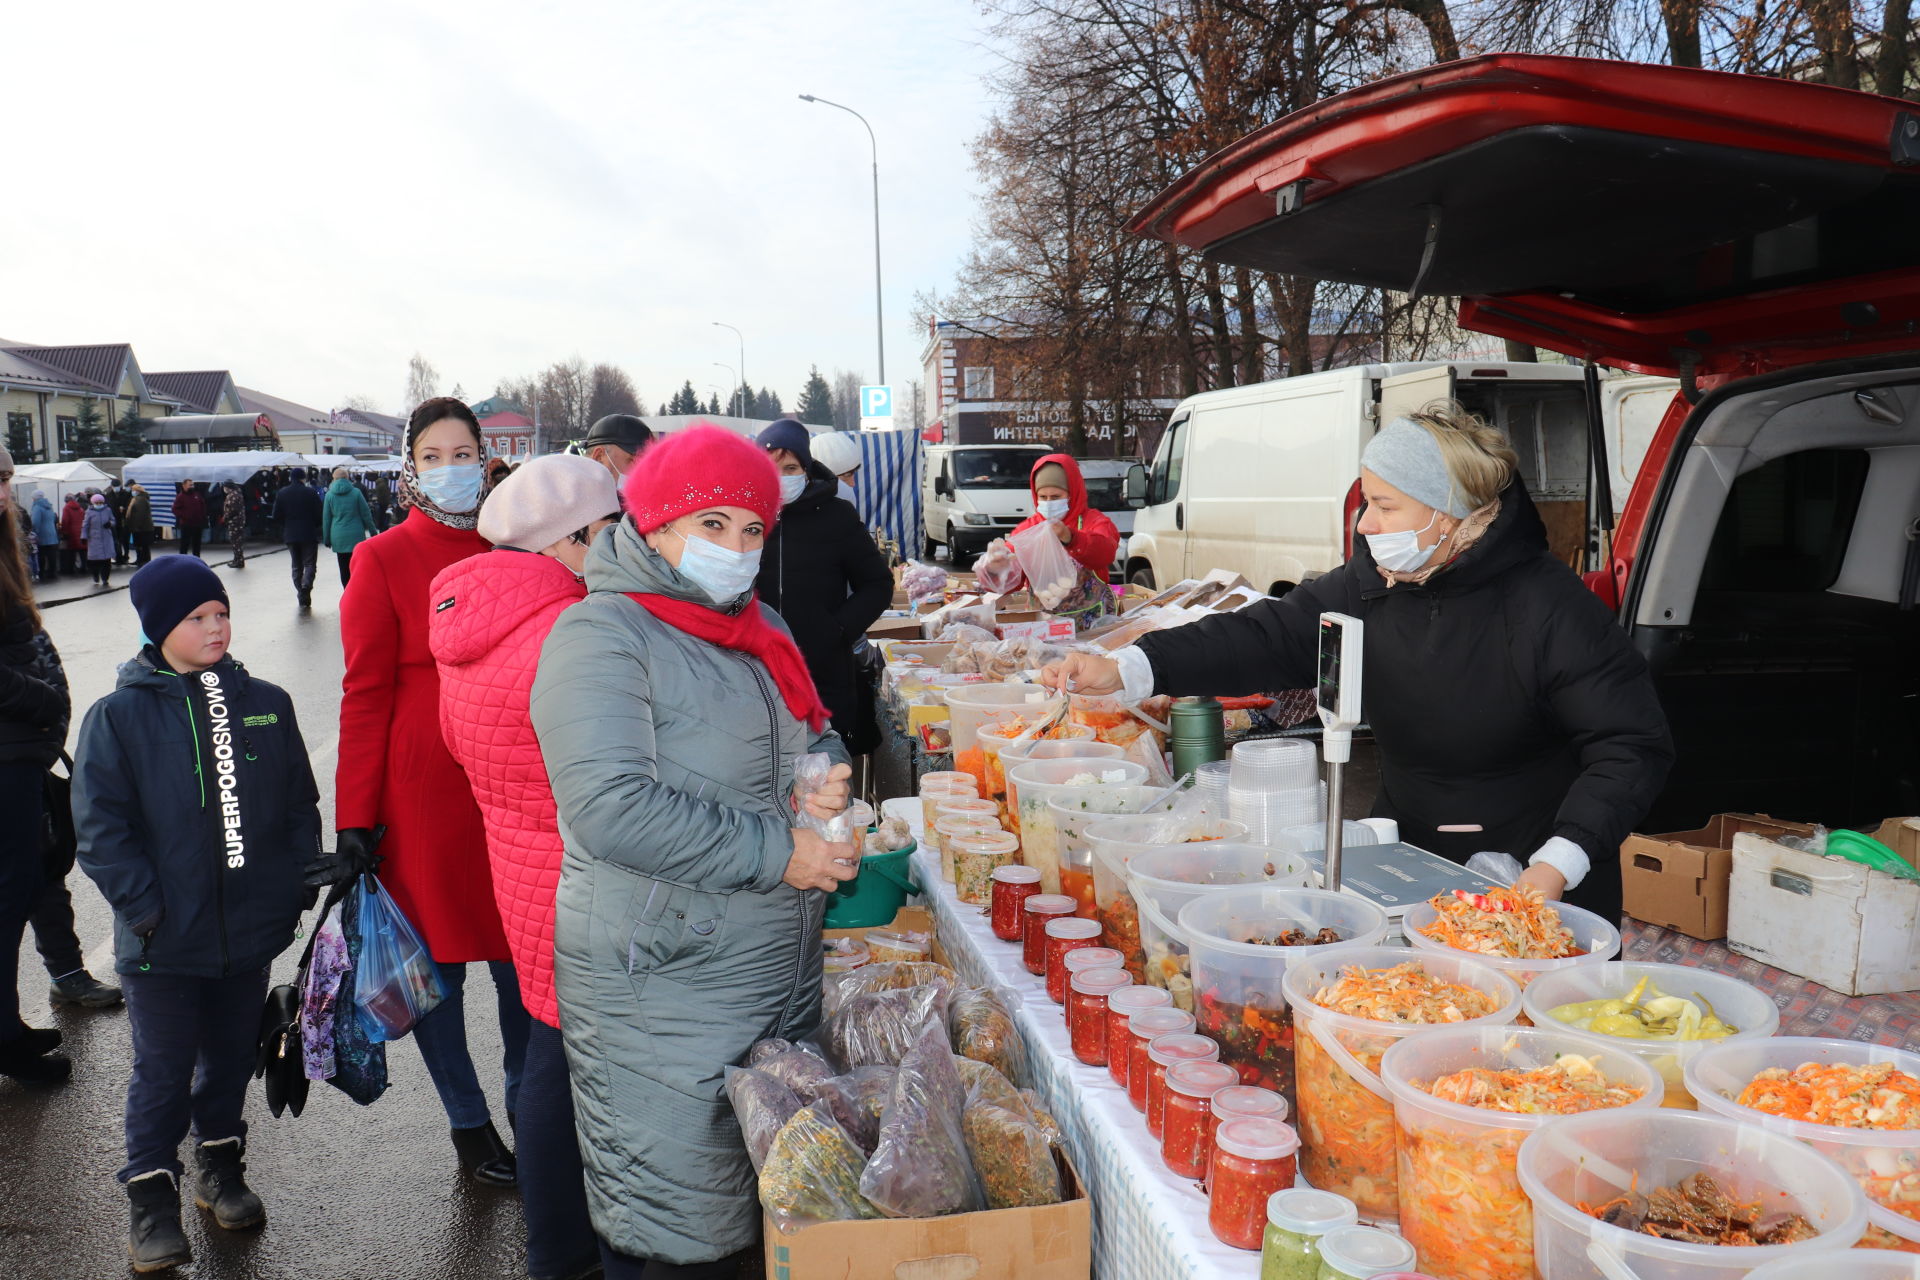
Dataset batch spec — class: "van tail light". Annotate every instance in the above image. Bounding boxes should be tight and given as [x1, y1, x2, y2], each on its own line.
[1341, 478, 1365, 562]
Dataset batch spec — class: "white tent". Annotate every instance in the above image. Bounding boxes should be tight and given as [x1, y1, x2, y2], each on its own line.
[302, 453, 358, 471]
[123, 451, 308, 488]
[12, 460, 114, 509]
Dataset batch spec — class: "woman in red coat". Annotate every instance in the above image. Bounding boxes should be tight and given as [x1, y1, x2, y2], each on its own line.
[332, 397, 528, 1186]
[1005, 453, 1120, 627]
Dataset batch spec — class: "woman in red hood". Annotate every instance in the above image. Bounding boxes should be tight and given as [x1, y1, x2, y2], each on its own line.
[1004, 454, 1119, 628]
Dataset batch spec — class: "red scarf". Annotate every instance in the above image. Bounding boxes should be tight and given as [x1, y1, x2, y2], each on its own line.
[623, 592, 831, 735]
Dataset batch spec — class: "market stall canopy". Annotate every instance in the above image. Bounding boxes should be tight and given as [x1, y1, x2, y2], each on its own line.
[11, 460, 114, 507]
[123, 451, 308, 488]
[302, 454, 359, 470]
[142, 413, 279, 450]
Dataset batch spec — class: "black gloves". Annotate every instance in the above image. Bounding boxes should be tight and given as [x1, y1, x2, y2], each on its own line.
[303, 827, 382, 889]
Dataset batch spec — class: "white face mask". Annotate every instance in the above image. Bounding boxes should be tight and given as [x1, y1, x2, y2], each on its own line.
[671, 528, 761, 604]
[778, 474, 807, 506]
[1037, 498, 1070, 522]
[837, 480, 857, 503]
[1365, 508, 1444, 574]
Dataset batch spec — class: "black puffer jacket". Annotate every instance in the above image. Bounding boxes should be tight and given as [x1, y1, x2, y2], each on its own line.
[275, 481, 323, 542]
[74, 649, 319, 977]
[755, 463, 891, 739]
[0, 600, 68, 768]
[1137, 482, 1672, 920]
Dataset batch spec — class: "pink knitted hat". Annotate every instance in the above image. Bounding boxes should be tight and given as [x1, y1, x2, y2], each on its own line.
[621, 423, 780, 534]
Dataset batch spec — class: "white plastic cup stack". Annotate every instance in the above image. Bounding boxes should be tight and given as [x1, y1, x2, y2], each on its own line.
[1192, 760, 1232, 815]
[1278, 820, 1378, 853]
[1228, 738, 1319, 790]
[1228, 781, 1327, 842]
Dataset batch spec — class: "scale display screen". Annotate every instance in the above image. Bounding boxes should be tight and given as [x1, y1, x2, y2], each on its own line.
[1317, 615, 1346, 719]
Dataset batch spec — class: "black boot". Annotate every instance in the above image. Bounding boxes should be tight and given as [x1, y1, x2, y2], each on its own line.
[127, 1171, 192, 1273]
[50, 970, 124, 1008]
[450, 1121, 517, 1187]
[15, 1025, 61, 1055]
[0, 1035, 70, 1086]
[191, 1137, 264, 1229]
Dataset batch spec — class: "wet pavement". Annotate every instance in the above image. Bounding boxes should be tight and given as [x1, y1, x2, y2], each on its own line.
[7, 547, 532, 1280]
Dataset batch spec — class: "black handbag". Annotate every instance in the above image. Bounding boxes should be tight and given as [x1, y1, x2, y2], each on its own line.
[255, 871, 355, 1119]
[41, 751, 76, 880]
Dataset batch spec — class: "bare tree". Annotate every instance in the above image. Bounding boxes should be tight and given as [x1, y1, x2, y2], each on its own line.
[402, 353, 440, 414]
[536, 357, 594, 441]
[830, 369, 866, 432]
[339, 392, 381, 413]
[587, 363, 644, 424]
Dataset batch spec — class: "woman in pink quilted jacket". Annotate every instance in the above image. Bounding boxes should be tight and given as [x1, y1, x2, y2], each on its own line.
[428, 454, 620, 1280]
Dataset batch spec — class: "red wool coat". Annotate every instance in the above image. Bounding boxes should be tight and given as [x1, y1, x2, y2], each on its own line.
[337, 508, 506, 962]
[426, 549, 583, 1027]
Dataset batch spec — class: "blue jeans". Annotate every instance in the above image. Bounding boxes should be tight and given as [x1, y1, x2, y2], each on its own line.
[410, 960, 530, 1130]
[0, 762, 46, 1045]
[520, 1021, 597, 1279]
[120, 968, 269, 1182]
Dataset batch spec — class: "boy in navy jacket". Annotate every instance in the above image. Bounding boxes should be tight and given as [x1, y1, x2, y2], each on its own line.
[75, 556, 320, 1274]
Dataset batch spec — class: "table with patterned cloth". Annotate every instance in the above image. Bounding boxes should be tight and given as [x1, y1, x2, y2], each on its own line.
[1620, 918, 1920, 1049]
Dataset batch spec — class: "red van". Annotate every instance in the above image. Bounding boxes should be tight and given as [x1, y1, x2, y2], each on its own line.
[1130, 54, 1920, 829]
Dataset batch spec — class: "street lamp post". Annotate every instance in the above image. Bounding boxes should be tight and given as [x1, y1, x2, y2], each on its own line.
[713, 321, 746, 408]
[713, 363, 739, 416]
[799, 93, 884, 386]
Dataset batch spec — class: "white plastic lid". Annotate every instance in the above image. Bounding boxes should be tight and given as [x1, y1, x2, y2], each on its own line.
[992, 865, 1042, 885]
[1166, 1059, 1239, 1098]
[1044, 917, 1101, 941]
[1061, 945, 1123, 972]
[1023, 894, 1077, 915]
[1146, 1032, 1220, 1066]
[1070, 968, 1134, 997]
[1265, 1188, 1359, 1235]
[1129, 1009, 1195, 1038]
[1107, 986, 1173, 1015]
[1215, 1085, 1289, 1124]
[935, 796, 997, 816]
[1213, 1116, 1299, 1162]
[1316, 1225, 1417, 1277]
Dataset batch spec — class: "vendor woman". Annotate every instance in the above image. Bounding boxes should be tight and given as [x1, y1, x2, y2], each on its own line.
[1043, 405, 1672, 920]
[1009, 454, 1119, 629]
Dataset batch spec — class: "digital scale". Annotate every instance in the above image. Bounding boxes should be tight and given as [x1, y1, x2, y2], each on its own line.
[1297, 841, 1498, 928]
[1316, 612, 1364, 892]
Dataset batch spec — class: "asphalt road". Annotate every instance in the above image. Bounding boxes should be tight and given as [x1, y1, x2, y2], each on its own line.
[5, 548, 531, 1280]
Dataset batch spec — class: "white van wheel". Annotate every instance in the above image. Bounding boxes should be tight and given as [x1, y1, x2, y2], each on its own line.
[1128, 565, 1156, 590]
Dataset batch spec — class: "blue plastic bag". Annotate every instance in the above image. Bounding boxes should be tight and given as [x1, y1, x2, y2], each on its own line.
[352, 874, 447, 1043]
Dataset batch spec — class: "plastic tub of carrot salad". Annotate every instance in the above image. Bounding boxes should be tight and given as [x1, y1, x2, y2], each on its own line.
[1748, 1251, 1920, 1278]
[1518, 1108, 1866, 1280]
[1280, 946, 1522, 1224]
[1379, 1025, 1660, 1280]
[1685, 1037, 1920, 1251]
[1402, 883, 1620, 998]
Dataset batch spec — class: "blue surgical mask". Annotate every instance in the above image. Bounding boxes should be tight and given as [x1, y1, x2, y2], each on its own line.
[418, 463, 484, 513]
[1365, 508, 1443, 574]
[779, 474, 807, 506]
[1038, 498, 1070, 522]
[672, 529, 761, 604]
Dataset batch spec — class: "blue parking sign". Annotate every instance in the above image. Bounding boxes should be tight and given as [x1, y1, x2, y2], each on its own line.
[859, 385, 892, 419]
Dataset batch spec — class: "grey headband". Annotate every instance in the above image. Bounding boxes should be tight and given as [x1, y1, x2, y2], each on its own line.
[1361, 418, 1471, 518]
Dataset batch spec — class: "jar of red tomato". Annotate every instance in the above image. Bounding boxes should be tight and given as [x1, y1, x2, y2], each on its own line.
[1068, 968, 1133, 1065]
[1162, 1059, 1239, 1180]
[1059, 945, 1123, 1011]
[990, 865, 1043, 941]
[1145, 1033, 1219, 1140]
[1125, 1009, 1194, 1112]
[1042, 919, 1104, 1003]
[1205, 1086, 1289, 1194]
[1021, 894, 1076, 975]
[1106, 986, 1173, 1090]
[1209, 1117, 1301, 1251]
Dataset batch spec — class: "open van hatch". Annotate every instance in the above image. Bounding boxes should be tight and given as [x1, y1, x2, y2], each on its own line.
[1128, 55, 1920, 378]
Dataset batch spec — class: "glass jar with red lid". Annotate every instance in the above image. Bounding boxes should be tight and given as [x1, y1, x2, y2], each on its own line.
[1204, 1086, 1289, 1193]
[1068, 968, 1133, 1065]
[990, 866, 1043, 941]
[1042, 919, 1104, 1003]
[1126, 1009, 1195, 1112]
[1209, 1117, 1301, 1250]
[1162, 1059, 1239, 1179]
[1021, 894, 1076, 975]
[1058, 945, 1123, 1011]
[1106, 986, 1173, 1090]
[1145, 1033, 1220, 1140]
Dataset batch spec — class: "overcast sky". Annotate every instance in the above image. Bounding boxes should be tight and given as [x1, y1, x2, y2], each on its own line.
[3, 1, 999, 415]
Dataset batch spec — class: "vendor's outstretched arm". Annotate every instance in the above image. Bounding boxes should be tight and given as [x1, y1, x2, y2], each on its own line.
[1134, 569, 1353, 697]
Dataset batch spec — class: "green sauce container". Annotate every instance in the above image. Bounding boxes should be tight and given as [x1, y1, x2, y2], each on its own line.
[1259, 1188, 1358, 1280]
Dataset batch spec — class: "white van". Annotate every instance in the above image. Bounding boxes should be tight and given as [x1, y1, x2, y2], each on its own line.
[921, 444, 1050, 561]
[1123, 361, 1676, 592]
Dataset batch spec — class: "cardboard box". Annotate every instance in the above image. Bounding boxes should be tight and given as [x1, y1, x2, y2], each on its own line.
[868, 615, 928, 642]
[1728, 827, 1920, 996]
[1620, 813, 1815, 940]
[999, 617, 1076, 644]
[823, 905, 936, 948]
[763, 1160, 1090, 1280]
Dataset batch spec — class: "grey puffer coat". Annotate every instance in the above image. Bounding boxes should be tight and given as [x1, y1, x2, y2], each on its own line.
[530, 519, 847, 1266]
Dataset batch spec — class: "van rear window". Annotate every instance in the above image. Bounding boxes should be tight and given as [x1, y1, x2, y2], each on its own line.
[1699, 448, 1868, 594]
[951, 450, 1044, 489]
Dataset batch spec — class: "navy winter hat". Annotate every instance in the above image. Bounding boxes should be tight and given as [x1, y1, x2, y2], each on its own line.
[291, 467, 306, 480]
[755, 418, 813, 466]
[130, 557, 229, 649]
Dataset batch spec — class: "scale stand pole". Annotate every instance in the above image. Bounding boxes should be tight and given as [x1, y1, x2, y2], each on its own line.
[1323, 729, 1350, 893]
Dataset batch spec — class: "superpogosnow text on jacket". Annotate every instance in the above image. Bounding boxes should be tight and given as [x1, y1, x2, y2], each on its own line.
[73, 649, 320, 978]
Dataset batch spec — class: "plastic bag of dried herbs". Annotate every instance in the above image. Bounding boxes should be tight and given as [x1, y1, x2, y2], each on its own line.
[955, 1057, 1028, 1117]
[949, 986, 1026, 1082]
[749, 1037, 825, 1068]
[752, 1045, 837, 1099]
[1020, 1089, 1065, 1146]
[825, 961, 957, 1016]
[859, 1019, 985, 1218]
[813, 1065, 896, 1153]
[759, 1100, 882, 1231]
[823, 984, 950, 1071]
[963, 1104, 1063, 1209]
[724, 1066, 803, 1173]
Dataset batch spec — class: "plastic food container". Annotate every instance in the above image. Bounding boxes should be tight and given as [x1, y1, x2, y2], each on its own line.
[1261, 1188, 1359, 1280]
[1124, 841, 1313, 1008]
[1517, 1108, 1868, 1280]
[1314, 1225, 1418, 1280]
[865, 929, 931, 965]
[1107, 985, 1174, 1089]
[979, 720, 1096, 819]
[1747, 1252, 1920, 1278]
[1049, 783, 1172, 920]
[1402, 896, 1622, 995]
[1010, 757, 1149, 896]
[1230, 737, 1319, 790]
[1021, 894, 1076, 975]
[947, 683, 1059, 790]
[918, 775, 977, 846]
[1069, 691, 1165, 750]
[996, 729, 1109, 828]
[1380, 1025, 1662, 1280]
[1126, 1008, 1197, 1112]
[932, 796, 1000, 882]
[1163, 1058, 1241, 1179]
[1212, 1117, 1303, 1250]
[952, 829, 1019, 906]
[1069, 968, 1134, 1066]
[822, 938, 870, 975]
[1520, 961, 1780, 1109]
[1181, 888, 1391, 1113]
[1146, 1033, 1220, 1139]
[1088, 812, 1251, 972]
[1043, 917, 1104, 1004]
[1685, 1037, 1920, 1235]
[990, 865, 1043, 941]
[1281, 945, 1522, 1223]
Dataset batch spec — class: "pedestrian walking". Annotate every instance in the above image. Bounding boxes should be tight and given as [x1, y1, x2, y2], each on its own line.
[531, 425, 855, 1278]
[429, 455, 619, 1280]
[222, 482, 246, 568]
[0, 450, 74, 1088]
[30, 490, 59, 580]
[581, 413, 654, 486]
[125, 483, 154, 566]
[319, 467, 376, 588]
[755, 419, 892, 754]
[74, 556, 321, 1273]
[60, 494, 85, 575]
[322, 396, 528, 1185]
[274, 468, 323, 608]
[108, 482, 132, 564]
[82, 493, 118, 587]
[171, 482, 206, 559]
[371, 472, 393, 530]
